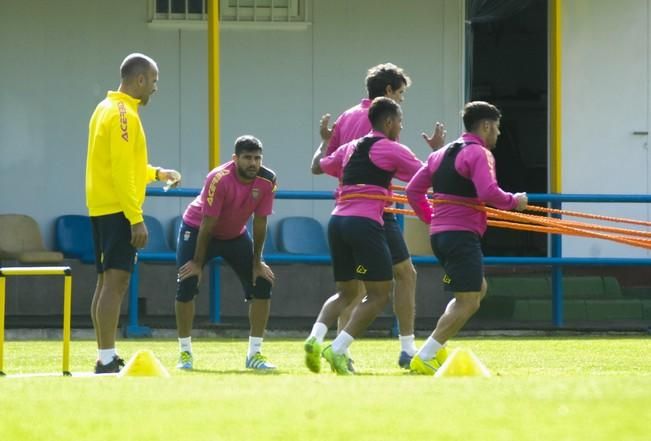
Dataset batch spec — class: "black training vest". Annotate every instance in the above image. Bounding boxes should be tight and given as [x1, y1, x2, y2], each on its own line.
[342, 136, 393, 188]
[432, 142, 478, 197]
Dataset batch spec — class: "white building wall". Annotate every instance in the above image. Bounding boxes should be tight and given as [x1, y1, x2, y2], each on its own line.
[0, 0, 463, 247]
[561, 0, 650, 257]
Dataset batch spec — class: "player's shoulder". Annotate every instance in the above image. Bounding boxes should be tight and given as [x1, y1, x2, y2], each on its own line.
[256, 165, 277, 185]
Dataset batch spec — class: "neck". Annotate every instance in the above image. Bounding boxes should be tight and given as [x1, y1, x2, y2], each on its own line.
[118, 83, 139, 101]
[469, 131, 487, 144]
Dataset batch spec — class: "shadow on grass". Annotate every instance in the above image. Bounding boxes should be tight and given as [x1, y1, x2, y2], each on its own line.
[180, 368, 283, 375]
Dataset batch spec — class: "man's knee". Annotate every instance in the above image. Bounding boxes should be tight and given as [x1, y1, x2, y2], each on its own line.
[456, 293, 482, 316]
[101, 269, 131, 294]
[249, 277, 272, 300]
[176, 291, 196, 303]
[393, 259, 416, 284]
[176, 277, 198, 303]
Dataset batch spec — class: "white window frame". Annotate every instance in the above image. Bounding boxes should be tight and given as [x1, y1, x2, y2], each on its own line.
[147, 0, 311, 29]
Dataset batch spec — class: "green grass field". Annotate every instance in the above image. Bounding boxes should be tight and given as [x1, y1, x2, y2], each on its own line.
[1, 336, 650, 441]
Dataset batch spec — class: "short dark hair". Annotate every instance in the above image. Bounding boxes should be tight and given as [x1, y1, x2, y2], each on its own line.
[365, 63, 411, 100]
[234, 135, 263, 156]
[462, 101, 501, 131]
[120, 53, 157, 80]
[368, 97, 401, 130]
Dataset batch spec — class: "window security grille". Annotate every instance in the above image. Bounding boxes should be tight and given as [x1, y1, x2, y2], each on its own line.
[148, 0, 309, 23]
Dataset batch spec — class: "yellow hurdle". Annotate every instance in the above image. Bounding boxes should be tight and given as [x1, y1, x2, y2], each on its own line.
[0, 266, 72, 376]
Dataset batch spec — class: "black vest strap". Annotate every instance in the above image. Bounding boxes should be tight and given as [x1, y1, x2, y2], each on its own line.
[342, 136, 393, 188]
[432, 142, 478, 197]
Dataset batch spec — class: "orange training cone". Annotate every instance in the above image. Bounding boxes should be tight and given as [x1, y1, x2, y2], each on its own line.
[118, 350, 170, 377]
[434, 348, 491, 378]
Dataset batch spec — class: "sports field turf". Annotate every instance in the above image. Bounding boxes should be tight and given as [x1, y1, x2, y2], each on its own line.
[1, 336, 650, 441]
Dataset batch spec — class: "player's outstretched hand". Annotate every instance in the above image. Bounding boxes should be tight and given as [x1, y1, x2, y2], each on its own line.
[514, 192, 528, 211]
[422, 122, 446, 151]
[159, 169, 181, 190]
[319, 114, 333, 142]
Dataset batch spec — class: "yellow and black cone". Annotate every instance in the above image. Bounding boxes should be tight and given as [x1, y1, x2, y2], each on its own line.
[434, 348, 491, 378]
[118, 350, 170, 378]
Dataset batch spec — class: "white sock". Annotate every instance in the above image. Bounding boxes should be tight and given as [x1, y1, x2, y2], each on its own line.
[417, 336, 444, 361]
[331, 331, 354, 355]
[399, 334, 417, 356]
[308, 322, 328, 343]
[248, 336, 263, 358]
[179, 336, 192, 353]
[98, 348, 116, 365]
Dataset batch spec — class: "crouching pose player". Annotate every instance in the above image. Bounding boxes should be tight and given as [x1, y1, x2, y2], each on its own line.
[405, 101, 528, 375]
[175, 135, 278, 371]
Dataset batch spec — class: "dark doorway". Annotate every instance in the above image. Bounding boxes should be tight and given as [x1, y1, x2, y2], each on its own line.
[467, 0, 548, 256]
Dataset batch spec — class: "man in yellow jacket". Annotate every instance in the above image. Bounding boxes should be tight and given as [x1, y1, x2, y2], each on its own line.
[86, 53, 180, 373]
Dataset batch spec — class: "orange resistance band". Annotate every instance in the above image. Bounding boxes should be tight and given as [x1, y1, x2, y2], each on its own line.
[342, 191, 651, 250]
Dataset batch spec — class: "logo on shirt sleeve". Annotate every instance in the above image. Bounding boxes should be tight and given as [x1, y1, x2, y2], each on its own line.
[206, 169, 230, 206]
[117, 102, 129, 142]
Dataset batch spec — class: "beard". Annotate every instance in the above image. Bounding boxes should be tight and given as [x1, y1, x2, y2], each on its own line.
[237, 165, 258, 180]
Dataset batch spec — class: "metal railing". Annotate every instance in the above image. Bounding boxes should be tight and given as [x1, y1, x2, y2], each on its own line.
[123, 188, 651, 336]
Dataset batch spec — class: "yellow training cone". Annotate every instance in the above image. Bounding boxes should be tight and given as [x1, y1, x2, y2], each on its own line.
[118, 350, 170, 378]
[434, 348, 491, 378]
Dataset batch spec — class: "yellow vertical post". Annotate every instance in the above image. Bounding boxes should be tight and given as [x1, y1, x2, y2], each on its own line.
[208, 0, 221, 169]
[62, 275, 72, 376]
[550, 0, 562, 193]
[0, 276, 5, 375]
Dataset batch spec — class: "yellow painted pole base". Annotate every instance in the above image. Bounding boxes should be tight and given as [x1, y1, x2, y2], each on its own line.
[434, 348, 491, 378]
[118, 350, 170, 378]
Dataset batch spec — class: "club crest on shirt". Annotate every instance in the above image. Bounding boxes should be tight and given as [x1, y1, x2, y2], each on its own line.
[252, 188, 260, 200]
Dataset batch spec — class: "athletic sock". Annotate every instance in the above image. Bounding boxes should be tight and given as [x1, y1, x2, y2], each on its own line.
[178, 336, 192, 353]
[417, 336, 444, 361]
[308, 322, 328, 343]
[331, 331, 354, 355]
[98, 348, 116, 366]
[399, 334, 417, 356]
[247, 336, 263, 358]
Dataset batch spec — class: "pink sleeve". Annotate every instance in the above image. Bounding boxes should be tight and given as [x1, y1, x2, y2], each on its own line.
[325, 117, 343, 156]
[370, 140, 423, 182]
[460, 147, 517, 210]
[392, 144, 424, 182]
[255, 183, 275, 217]
[320, 144, 346, 178]
[406, 154, 435, 224]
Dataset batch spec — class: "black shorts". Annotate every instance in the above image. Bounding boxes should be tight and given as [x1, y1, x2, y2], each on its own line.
[176, 222, 272, 302]
[430, 231, 483, 292]
[383, 212, 410, 265]
[91, 212, 136, 273]
[328, 215, 393, 282]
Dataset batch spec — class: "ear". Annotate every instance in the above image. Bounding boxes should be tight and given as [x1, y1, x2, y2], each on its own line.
[385, 84, 394, 96]
[232, 153, 238, 161]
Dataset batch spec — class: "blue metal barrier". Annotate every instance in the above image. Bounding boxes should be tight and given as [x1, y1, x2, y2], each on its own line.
[124, 188, 651, 335]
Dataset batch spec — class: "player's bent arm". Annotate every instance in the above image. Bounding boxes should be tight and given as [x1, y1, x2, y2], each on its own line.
[252, 215, 275, 285]
[252, 214, 268, 263]
[192, 215, 218, 266]
[406, 164, 434, 224]
[311, 141, 327, 175]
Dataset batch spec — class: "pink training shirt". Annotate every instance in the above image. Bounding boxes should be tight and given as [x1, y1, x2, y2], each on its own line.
[326, 99, 372, 156]
[183, 161, 277, 240]
[320, 130, 423, 225]
[406, 133, 517, 236]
